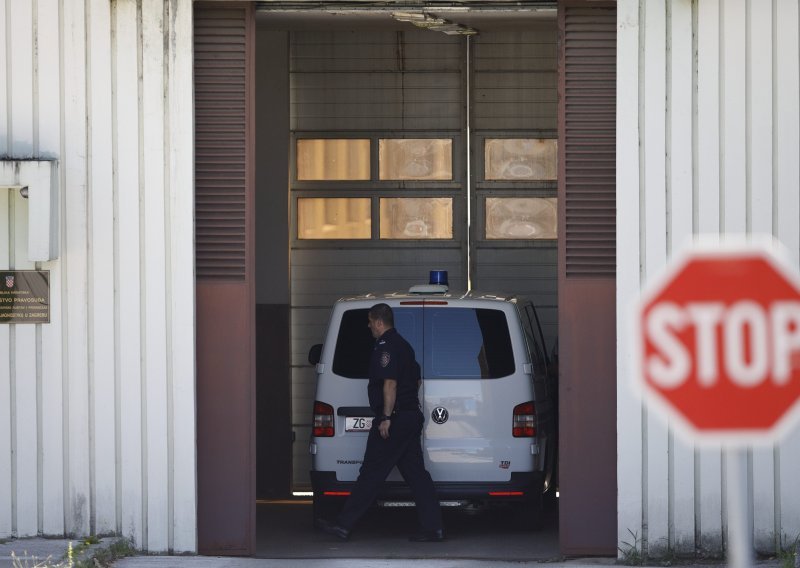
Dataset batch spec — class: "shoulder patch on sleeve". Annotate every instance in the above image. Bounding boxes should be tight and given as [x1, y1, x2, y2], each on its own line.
[380, 351, 391, 368]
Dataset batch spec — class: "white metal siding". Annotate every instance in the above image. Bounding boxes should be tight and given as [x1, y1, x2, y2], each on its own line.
[0, 0, 196, 552]
[618, 0, 800, 556]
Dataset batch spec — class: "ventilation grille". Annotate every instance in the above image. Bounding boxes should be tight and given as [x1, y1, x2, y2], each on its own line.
[194, 6, 248, 281]
[564, 7, 616, 278]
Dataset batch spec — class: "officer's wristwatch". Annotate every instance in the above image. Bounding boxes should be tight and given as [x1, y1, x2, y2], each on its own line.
[380, 415, 392, 422]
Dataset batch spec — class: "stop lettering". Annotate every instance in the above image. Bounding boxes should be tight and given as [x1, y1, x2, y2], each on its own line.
[636, 245, 800, 439]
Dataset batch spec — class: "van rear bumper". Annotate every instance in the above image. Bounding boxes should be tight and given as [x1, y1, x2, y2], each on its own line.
[310, 470, 544, 502]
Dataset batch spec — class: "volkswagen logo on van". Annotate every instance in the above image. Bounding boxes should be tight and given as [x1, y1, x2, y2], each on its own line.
[431, 407, 449, 424]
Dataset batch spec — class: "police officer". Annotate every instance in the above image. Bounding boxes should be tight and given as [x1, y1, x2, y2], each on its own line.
[316, 303, 444, 542]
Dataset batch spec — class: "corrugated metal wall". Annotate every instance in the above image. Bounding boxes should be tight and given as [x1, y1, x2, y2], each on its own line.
[618, 0, 800, 556]
[0, 0, 196, 552]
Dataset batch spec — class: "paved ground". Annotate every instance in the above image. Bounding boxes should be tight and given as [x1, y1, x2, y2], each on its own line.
[254, 498, 560, 560]
[1, 536, 787, 568]
[0, 500, 788, 567]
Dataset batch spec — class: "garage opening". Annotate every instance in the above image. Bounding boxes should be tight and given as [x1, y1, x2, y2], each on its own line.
[194, 0, 617, 558]
[253, 4, 560, 558]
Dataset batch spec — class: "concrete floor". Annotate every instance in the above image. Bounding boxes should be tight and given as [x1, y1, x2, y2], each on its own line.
[0, 496, 561, 567]
[256, 496, 561, 561]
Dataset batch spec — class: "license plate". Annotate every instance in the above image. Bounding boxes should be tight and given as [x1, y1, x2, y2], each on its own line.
[345, 417, 373, 432]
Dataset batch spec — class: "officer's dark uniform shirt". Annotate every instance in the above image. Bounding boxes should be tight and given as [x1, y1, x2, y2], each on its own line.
[367, 327, 420, 415]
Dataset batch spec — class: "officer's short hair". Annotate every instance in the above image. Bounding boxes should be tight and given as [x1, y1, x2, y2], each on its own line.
[369, 303, 394, 327]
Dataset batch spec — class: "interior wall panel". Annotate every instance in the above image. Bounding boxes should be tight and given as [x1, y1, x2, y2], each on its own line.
[255, 28, 292, 500]
[290, 30, 463, 131]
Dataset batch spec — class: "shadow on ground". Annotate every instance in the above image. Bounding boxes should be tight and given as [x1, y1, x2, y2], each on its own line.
[257, 494, 560, 560]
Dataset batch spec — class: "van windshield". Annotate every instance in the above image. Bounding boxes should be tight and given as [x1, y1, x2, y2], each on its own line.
[332, 306, 514, 379]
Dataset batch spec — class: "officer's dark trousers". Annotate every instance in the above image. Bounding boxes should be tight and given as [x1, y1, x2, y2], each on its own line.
[336, 409, 442, 533]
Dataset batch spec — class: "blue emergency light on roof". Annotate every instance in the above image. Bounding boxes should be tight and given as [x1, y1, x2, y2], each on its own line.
[409, 270, 449, 294]
[429, 270, 448, 286]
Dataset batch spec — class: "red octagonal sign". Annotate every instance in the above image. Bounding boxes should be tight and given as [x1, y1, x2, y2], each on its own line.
[634, 241, 800, 443]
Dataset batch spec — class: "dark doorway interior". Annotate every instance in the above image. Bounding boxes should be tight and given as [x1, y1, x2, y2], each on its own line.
[255, 7, 561, 501]
[246, 0, 617, 558]
[255, 29, 292, 501]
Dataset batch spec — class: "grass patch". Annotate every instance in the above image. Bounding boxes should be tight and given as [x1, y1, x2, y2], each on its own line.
[11, 537, 137, 568]
[84, 538, 138, 567]
[618, 529, 645, 566]
[778, 535, 799, 568]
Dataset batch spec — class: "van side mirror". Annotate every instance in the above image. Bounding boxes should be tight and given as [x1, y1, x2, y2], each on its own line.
[308, 343, 323, 365]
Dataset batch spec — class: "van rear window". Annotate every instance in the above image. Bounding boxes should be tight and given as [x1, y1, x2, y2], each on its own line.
[424, 308, 514, 379]
[331, 306, 514, 379]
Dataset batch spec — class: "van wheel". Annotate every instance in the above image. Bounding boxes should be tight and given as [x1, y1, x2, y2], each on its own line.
[313, 494, 344, 523]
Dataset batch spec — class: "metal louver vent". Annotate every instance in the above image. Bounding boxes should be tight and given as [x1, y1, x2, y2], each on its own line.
[563, 7, 616, 278]
[194, 7, 248, 280]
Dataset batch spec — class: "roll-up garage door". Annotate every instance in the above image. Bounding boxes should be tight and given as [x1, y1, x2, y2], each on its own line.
[289, 29, 467, 488]
[289, 23, 559, 490]
[469, 25, 559, 347]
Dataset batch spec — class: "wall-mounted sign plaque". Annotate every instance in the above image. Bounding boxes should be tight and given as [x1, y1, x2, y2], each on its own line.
[0, 270, 50, 324]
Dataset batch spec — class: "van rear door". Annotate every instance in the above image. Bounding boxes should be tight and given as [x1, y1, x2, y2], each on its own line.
[420, 304, 534, 482]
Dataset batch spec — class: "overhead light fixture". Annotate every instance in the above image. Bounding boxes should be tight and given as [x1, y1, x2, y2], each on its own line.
[391, 11, 477, 36]
[392, 11, 426, 22]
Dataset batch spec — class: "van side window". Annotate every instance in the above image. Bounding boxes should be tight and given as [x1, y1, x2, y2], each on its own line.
[424, 308, 514, 379]
[522, 303, 548, 377]
[332, 308, 373, 378]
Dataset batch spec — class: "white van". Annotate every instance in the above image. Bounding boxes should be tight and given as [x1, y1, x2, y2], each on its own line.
[308, 279, 557, 526]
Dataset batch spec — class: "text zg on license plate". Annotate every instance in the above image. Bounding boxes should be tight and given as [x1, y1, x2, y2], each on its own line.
[345, 417, 373, 432]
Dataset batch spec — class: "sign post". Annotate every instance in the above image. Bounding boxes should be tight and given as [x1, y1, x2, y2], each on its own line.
[633, 239, 800, 567]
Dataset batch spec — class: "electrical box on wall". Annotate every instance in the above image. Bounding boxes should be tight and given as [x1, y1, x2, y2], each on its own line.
[1, 160, 59, 262]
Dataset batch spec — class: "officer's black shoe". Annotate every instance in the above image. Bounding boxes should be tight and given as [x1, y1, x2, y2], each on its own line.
[408, 529, 445, 542]
[314, 518, 351, 541]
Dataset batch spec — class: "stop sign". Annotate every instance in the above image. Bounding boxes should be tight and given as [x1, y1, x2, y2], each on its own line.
[635, 242, 800, 442]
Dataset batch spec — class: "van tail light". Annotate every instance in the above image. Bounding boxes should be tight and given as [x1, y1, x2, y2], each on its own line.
[313, 401, 335, 437]
[513, 402, 536, 437]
